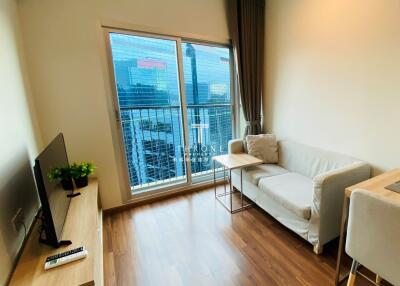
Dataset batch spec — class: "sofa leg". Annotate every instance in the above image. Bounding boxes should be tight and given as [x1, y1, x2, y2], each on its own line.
[376, 275, 382, 285]
[313, 244, 323, 255]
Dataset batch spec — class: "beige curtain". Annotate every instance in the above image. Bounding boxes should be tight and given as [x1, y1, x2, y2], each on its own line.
[228, 0, 265, 136]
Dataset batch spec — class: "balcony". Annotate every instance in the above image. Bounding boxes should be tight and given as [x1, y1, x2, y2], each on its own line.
[120, 104, 233, 193]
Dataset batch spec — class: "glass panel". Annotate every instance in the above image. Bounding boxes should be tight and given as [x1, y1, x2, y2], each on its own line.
[181, 43, 233, 179]
[109, 33, 187, 193]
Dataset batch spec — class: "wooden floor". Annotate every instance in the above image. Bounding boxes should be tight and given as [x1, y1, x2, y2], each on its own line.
[103, 186, 379, 286]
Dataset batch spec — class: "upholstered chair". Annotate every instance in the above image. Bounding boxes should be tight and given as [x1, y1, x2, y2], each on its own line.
[345, 189, 400, 286]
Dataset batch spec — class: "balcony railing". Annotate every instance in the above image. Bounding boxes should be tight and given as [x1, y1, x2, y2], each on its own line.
[119, 104, 232, 192]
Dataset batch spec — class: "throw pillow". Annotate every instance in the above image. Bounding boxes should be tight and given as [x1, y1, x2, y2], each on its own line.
[245, 134, 278, 164]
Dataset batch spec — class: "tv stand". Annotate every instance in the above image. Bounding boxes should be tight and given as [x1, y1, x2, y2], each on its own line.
[9, 179, 103, 286]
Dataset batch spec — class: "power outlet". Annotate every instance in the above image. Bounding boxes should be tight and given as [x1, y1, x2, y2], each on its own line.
[11, 208, 25, 233]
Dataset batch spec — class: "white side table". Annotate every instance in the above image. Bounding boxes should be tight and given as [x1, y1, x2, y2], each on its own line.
[212, 153, 263, 213]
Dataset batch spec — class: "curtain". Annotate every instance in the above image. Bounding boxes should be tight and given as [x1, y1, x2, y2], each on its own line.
[228, 0, 265, 136]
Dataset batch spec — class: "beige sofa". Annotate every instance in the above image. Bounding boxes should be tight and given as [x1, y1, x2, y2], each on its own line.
[229, 139, 371, 254]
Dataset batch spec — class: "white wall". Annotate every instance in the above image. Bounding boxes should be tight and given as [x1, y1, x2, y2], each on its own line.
[0, 0, 42, 284]
[264, 0, 400, 174]
[18, 0, 229, 209]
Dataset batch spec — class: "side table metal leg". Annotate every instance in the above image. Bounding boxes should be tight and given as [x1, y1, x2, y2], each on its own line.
[230, 169, 233, 213]
[240, 168, 243, 208]
[213, 160, 216, 198]
[223, 166, 226, 195]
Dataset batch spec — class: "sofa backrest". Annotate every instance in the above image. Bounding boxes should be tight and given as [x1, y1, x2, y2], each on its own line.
[278, 140, 360, 179]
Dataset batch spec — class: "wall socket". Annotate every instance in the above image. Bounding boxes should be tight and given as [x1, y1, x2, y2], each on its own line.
[11, 208, 25, 233]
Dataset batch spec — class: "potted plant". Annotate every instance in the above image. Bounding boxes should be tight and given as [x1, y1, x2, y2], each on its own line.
[70, 162, 95, 188]
[48, 166, 73, 190]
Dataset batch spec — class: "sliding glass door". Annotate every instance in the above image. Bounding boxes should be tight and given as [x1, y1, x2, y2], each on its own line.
[181, 43, 233, 181]
[107, 30, 234, 195]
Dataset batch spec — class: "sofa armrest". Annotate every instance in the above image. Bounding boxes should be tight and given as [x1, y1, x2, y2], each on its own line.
[308, 162, 371, 246]
[228, 139, 244, 154]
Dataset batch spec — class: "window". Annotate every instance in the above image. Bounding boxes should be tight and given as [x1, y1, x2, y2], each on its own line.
[107, 30, 235, 195]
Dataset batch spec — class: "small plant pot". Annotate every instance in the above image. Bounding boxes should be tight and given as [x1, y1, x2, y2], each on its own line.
[61, 178, 74, 190]
[74, 176, 88, 188]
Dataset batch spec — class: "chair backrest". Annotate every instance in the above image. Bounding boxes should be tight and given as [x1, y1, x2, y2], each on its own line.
[346, 189, 400, 285]
[278, 140, 358, 179]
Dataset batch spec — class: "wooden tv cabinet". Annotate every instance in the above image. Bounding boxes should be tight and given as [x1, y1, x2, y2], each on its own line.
[9, 179, 103, 286]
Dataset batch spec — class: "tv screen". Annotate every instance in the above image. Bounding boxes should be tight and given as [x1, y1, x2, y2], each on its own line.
[34, 133, 72, 247]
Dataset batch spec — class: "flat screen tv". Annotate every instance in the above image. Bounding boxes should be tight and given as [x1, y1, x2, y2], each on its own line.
[34, 133, 73, 248]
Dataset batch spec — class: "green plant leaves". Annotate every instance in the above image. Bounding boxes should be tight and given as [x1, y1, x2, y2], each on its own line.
[47, 166, 72, 182]
[47, 162, 95, 181]
[70, 162, 95, 179]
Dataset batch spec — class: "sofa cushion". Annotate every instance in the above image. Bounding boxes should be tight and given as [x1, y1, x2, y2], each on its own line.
[246, 134, 279, 163]
[258, 172, 313, 220]
[233, 164, 289, 185]
[278, 140, 359, 179]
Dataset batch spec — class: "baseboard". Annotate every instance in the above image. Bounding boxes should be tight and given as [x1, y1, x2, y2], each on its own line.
[103, 180, 225, 215]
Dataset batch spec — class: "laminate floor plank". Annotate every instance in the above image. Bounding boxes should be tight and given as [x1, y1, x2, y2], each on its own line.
[103, 185, 385, 286]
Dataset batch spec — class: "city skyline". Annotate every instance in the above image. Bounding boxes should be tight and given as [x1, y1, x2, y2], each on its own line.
[110, 33, 232, 190]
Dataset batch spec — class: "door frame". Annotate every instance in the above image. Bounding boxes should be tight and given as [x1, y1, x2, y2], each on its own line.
[103, 26, 237, 202]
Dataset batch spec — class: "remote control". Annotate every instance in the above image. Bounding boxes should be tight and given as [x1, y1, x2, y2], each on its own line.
[45, 247, 88, 270]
